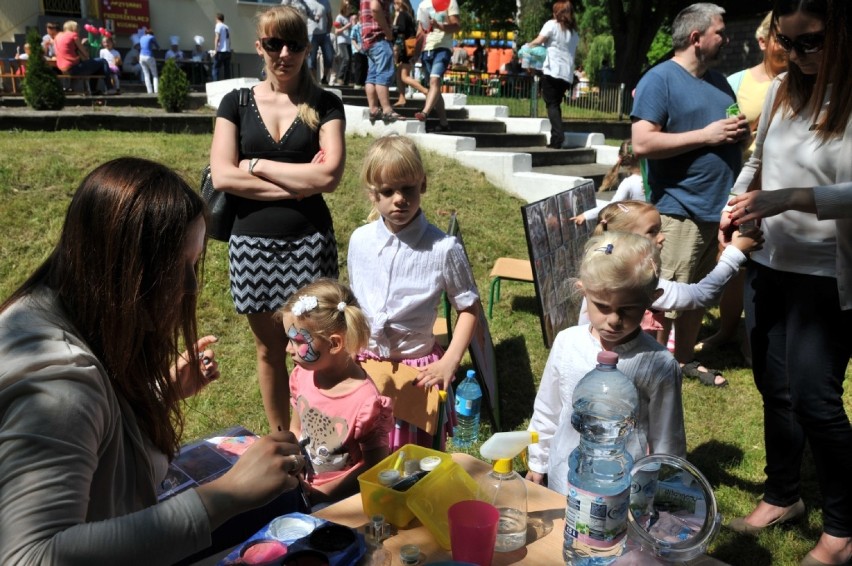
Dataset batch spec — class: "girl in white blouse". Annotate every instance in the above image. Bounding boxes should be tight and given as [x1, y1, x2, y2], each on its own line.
[347, 135, 480, 450]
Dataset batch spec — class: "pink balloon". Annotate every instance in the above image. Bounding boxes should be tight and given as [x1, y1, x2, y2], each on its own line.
[99, 27, 109, 35]
[433, 0, 450, 12]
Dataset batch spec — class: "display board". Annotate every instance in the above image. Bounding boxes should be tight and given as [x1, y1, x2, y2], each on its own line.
[445, 213, 500, 431]
[521, 180, 597, 348]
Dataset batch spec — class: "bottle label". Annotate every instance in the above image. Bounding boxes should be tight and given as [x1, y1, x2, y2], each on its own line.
[454, 396, 479, 418]
[563, 482, 629, 550]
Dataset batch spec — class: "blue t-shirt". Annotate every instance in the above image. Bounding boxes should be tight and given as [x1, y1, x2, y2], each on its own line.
[139, 34, 159, 57]
[631, 60, 741, 222]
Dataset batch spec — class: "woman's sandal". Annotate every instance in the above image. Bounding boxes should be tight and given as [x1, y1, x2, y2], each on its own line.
[368, 108, 382, 123]
[382, 112, 407, 123]
[681, 360, 728, 387]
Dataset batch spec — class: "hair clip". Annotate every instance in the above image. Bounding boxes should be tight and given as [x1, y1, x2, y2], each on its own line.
[616, 203, 630, 213]
[596, 243, 614, 255]
[337, 301, 346, 312]
[292, 295, 319, 316]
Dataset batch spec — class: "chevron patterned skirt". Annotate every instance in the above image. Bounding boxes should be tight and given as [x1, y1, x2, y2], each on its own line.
[228, 231, 339, 314]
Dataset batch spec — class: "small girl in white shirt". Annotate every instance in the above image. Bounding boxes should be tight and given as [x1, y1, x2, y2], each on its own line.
[585, 200, 763, 386]
[99, 36, 121, 93]
[571, 139, 645, 225]
[527, 231, 686, 495]
[347, 135, 480, 450]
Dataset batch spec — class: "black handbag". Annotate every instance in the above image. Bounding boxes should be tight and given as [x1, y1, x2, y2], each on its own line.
[200, 165, 235, 242]
[200, 87, 250, 242]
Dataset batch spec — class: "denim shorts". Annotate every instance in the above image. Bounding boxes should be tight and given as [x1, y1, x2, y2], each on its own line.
[421, 47, 451, 78]
[366, 40, 395, 86]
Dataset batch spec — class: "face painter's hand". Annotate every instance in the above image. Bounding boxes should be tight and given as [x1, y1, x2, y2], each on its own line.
[197, 430, 304, 530]
[171, 335, 219, 398]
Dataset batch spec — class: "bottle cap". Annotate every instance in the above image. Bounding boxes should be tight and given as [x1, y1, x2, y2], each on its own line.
[493, 457, 513, 474]
[378, 469, 401, 486]
[597, 351, 618, 365]
[419, 456, 442, 471]
[466, 369, 476, 379]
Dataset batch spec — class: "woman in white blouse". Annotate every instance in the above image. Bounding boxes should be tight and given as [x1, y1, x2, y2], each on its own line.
[722, 2, 852, 564]
[523, 0, 579, 149]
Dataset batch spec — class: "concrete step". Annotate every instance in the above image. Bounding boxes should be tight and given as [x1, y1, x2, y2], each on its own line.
[0, 92, 210, 110]
[468, 132, 547, 148]
[479, 146, 596, 167]
[532, 163, 614, 187]
[416, 118, 505, 134]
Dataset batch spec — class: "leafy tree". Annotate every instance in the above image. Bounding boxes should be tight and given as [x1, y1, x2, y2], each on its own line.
[158, 59, 190, 113]
[21, 28, 65, 111]
[585, 34, 615, 85]
[516, 0, 550, 45]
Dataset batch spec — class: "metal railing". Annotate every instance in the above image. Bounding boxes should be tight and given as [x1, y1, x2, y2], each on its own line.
[439, 70, 632, 120]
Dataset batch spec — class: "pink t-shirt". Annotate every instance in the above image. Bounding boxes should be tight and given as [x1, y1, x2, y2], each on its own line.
[290, 366, 393, 487]
[54, 31, 80, 72]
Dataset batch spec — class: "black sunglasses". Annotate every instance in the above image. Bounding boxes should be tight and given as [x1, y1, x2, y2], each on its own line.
[775, 32, 825, 56]
[261, 37, 307, 54]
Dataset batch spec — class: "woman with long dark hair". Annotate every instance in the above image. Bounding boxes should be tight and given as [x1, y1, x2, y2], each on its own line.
[210, 5, 346, 434]
[724, 1, 852, 563]
[523, 1, 579, 149]
[0, 158, 304, 564]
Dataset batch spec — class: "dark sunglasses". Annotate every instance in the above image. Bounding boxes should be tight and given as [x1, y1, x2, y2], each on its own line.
[775, 32, 825, 56]
[261, 37, 307, 54]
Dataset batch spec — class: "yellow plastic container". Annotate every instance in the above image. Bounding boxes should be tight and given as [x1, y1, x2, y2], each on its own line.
[358, 444, 478, 548]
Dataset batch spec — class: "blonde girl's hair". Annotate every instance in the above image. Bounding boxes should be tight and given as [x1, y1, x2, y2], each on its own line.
[599, 139, 640, 191]
[361, 135, 426, 221]
[580, 232, 661, 300]
[281, 278, 370, 354]
[256, 6, 321, 129]
[593, 200, 657, 236]
[755, 11, 773, 42]
[63, 20, 78, 33]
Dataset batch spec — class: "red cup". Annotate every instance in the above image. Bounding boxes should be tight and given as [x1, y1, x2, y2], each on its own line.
[448, 500, 500, 566]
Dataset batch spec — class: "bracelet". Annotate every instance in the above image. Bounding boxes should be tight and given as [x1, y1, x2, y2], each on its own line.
[248, 158, 259, 175]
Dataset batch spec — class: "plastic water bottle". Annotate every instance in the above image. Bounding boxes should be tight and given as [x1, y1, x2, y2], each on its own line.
[478, 431, 539, 552]
[453, 369, 482, 447]
[563, 351, 638, 565]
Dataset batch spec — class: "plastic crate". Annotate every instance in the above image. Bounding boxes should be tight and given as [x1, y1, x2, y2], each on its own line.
[358, 444, 477, 548]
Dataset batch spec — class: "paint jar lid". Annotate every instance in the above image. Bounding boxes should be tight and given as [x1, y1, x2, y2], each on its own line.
[378, 469, 401, 486]
[419, 456, 442, 471]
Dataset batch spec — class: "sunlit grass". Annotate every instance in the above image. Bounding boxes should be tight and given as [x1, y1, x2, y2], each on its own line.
[1, 131, 850, 565]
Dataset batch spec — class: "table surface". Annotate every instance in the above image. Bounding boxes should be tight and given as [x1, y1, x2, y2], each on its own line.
[196, 453, 730, 565]
[316, 453, 730, 566]
[316, 453, 563, 564]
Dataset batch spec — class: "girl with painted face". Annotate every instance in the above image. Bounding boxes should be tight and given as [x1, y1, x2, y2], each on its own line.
[347, 135, 480, 451]
[527, 232, 686, 495]
[281, 278, 392, 509]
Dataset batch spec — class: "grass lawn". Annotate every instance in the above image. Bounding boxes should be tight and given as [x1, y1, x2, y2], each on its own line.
[1, 131, 850, 565]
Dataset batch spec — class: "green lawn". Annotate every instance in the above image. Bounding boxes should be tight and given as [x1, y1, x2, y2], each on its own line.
[1, 131, 849, 565]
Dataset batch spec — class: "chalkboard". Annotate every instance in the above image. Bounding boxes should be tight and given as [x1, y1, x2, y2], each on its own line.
[521, 181, 597, 348]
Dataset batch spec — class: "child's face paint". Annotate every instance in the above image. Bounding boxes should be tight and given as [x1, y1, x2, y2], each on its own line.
[286, 324, 321, 363]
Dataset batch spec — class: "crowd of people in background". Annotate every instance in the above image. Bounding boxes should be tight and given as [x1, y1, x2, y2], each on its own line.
[2, 1, 852, 565]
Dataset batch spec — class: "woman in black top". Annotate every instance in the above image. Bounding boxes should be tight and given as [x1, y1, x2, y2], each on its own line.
[392, 0, 428, 106]
[210, 5, 346, 433]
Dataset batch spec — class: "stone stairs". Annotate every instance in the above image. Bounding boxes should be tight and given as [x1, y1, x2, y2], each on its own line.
[335, 84, 621, 201]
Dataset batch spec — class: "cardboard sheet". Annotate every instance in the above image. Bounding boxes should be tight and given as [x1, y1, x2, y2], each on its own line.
[360, 359, 440, 434]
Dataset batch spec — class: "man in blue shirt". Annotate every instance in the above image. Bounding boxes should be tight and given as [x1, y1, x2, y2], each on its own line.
[631, 2, 748, 384]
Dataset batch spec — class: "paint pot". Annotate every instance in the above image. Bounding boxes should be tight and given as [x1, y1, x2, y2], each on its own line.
[269, 515, 315, 541]
[239, 538, 288, 565]
[309, 524, 357, 553]
[399, 543, 421, 565]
